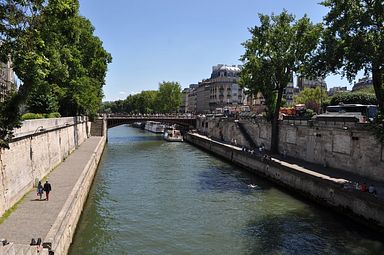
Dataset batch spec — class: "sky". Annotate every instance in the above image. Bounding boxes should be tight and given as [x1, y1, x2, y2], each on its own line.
[79, 0, 361, 102]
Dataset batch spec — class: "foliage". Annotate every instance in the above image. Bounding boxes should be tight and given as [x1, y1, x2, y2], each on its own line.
[100, 83, 182, 115]
[294, 87, 328, 113]
[315, 0, 384, 119]
[0, 92, 22, 148]
[304, 109, 316, 118]
[0, 0, 111, 148]
[45, 112, 61, 118]
[21, 112, 61, 120]
[21, 113, 45, 120]
[26, 81, 59, 114]
[330, 92, 377, 106]
[156, 81, 182, 113]
[240, 10, 322, 153]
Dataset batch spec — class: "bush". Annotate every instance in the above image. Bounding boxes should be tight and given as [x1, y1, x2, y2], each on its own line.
[21, 113, 44, 120]
[304, 109, 316, 117]
[330, 92, 377, 105]
[45, 112, 61, 118]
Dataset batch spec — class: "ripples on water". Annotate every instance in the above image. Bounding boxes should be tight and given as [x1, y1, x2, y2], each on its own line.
[69, 125, 384, 255]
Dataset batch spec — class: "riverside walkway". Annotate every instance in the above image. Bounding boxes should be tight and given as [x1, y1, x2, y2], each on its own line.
[0, 136, 103, 248]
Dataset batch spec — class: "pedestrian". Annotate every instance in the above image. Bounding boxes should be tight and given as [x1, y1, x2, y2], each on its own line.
[37, 181, 43, 200]
[368, 184, 377, 195]
[43, 180, 52, 201]
[360, 183, 368, 192]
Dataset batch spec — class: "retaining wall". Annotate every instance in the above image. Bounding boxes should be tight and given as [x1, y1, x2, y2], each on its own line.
[197, 117, 384, 182]
[0, 117, 91, 217]
[186, 133, 384, 232]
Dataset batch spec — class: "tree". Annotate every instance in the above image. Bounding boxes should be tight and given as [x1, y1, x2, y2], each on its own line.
[0, 0, 48, 148]
[0, 0, 111, 148]
[240, 11, 322, 153]
[156, 81, 182, 113]
[316, 0, 384, 117]
[294, 87, 328, 113]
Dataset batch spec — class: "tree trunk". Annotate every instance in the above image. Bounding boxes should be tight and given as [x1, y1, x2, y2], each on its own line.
[372, 66, 383, 114]
[270, 86, 284, 154]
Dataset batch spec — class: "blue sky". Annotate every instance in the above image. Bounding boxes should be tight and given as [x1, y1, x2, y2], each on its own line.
[79, 0, 359, 101]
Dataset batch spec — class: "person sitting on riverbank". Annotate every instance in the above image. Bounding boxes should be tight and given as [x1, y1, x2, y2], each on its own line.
[360, 183, 368, 192]
[368, 185, 377, 195]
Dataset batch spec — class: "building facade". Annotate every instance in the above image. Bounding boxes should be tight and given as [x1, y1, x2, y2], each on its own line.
[297, 77, 327, 91]
[193, 64, 244, 113]
[328, 86, 348, 96]
[352, 77, 372, 91]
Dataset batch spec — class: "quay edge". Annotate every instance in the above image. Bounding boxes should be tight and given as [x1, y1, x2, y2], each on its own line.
[185, 132, 384, 233]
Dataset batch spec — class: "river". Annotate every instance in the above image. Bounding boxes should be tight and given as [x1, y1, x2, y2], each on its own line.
[69, 125, 384, 255]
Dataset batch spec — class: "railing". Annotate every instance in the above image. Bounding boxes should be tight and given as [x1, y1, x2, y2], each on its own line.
[106, 114, 197, 120]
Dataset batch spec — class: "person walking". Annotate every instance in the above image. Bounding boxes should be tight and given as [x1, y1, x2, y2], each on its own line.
[37, 181, 44, 200]
[43, 180, 52, 201]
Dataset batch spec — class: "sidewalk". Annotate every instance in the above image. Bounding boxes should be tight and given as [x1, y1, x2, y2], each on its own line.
[0, 137, 103, 245]
[271, 153, 384, 200]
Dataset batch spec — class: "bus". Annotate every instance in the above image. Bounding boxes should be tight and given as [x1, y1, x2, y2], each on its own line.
[323, 104, 377, 122]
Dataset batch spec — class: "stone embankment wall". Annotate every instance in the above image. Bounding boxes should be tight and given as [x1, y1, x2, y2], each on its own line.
[197, 116, 384, 182]
[0, 117, 91, 217]
[186, 133, 384, 231]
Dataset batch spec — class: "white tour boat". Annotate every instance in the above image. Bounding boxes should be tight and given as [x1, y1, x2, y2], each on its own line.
[144, 121, 165, 133]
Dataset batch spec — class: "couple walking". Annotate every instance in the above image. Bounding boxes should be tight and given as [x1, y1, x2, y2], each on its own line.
[37, 180, 52, 201]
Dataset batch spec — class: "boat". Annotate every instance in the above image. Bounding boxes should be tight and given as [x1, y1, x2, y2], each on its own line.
[163, 128, 183, 142]
[132, 122, 145, 129]
[144, 121, 165, 133]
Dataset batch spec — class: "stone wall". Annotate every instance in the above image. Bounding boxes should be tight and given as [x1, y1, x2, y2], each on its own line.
[0, 117, 91, 216]
[197, 116, 384, 182]
[186, 133, 384, 231]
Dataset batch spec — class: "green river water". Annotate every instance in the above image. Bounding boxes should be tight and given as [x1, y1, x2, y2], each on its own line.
[69, 125, 384, 255]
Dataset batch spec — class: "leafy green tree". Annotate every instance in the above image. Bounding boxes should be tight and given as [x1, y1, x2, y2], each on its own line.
[26, 81, 59, 114]
[294, 87, 328, 113]
[138, 90, 158, 113]
[0, 0, 111, 148]
[0, 0, 48, 148]
[156, 81, 182, 113]
[316, 0, 384, 116]
[240, 11, 322, 153]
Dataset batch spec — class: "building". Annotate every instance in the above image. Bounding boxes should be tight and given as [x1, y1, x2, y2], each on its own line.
[193, 64, 244, 113]
[186, 84, 197, 113]
[297, 77, 327, 91]
[283, 82, 300, 106]
[0, 59, 16, 102]
[179, 88, 190, 113]
[246, 91, 266, 114]
[328, 86, 348, 96]
[352, 77, 372, 91]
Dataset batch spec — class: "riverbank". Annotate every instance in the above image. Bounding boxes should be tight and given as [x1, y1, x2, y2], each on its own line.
[0, 136, 105, 255]
[185, 132, 384, 233]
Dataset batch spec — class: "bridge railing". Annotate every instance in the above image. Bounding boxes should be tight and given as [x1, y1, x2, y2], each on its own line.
[106, 114, 197, 119]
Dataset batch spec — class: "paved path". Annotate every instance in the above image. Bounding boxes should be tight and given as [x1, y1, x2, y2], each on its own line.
[270, 154, 384, 200]
[0, 137, 103, 245]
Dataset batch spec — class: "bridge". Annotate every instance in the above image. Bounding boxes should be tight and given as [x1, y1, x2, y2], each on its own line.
[105, 115, 197, 129]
